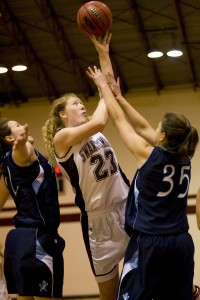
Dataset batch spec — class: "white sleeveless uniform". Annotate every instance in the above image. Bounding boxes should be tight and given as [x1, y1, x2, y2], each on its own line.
[56, 132, 130, 282]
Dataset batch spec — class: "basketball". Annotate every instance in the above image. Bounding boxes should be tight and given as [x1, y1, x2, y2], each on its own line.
[77, 1, 112, 36]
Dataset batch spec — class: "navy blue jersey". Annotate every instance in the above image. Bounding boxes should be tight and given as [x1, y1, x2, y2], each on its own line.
[125, 147, 190, 235]
[3, 150, 60, 230]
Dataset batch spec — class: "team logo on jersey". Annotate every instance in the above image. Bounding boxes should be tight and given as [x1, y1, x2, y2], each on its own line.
[122, 293, 129, 300]
[39, 280, 48, 292]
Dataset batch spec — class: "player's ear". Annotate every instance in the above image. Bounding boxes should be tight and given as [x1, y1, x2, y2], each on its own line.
[5, 135, 15, 144]
[159, 132, 165, 142]
[59, 110, 68, 120]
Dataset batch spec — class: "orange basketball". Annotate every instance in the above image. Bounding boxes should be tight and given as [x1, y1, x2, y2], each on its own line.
[77, 1, 112, 36]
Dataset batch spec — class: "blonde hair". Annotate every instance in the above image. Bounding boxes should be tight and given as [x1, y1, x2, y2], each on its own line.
[42, 93, 78, 166]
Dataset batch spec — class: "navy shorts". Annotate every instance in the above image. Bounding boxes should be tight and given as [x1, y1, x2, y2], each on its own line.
[4, 227, 65, 297]
[117, 232, 194, 300]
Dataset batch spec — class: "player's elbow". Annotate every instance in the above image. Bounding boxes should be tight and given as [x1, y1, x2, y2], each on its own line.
[91, 118, 106, 132]
[97, 119, 107, 131]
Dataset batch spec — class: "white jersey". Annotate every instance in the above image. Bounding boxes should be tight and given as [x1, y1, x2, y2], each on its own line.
[56, 132, 129, 212]
[56, 132, 130, 282]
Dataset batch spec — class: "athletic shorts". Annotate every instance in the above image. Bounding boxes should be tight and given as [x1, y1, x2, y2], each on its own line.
[4, 227, 65, 297]
[117, 232, 194, 300]
[81, 200, 130, 283]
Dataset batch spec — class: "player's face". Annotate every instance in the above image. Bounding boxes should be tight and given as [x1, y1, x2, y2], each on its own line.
[65, 96, 88, 127]
[7, 121, 33, 143]
[7, 120, 24, 138]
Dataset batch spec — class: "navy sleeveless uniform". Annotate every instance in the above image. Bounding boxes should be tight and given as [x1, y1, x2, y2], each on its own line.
[3, 150, 65, 298]
[117, 147, 194, 300]
[56, 132, 130, 283]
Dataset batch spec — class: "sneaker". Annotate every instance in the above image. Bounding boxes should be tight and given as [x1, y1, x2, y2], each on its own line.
[192, 285, 200, 300]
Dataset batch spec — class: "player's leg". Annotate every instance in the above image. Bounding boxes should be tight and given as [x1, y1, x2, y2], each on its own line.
[35, 230, 65, 299]
[155, 233, 194, 300]
[98, 273, 119, 300]
[84, 203, 129, 300]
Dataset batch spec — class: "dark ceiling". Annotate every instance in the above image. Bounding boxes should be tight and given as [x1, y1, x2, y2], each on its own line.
[0, 0, 200, 106]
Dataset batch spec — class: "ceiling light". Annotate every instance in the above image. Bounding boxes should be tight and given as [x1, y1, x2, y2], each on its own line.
[147, 50, 163, 58]
[12, 65, 27, 71]
[167, 50, 183, 57]
[0, 66, 8, 74]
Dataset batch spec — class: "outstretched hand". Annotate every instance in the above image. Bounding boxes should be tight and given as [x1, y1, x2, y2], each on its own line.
[86, 66, 107, 88]
[89, 32, 112, 54]
[106, 72, 122, 100]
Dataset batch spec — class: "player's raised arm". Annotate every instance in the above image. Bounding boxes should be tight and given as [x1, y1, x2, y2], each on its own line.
[106, 72, 156, 146]
[12, 123, 37, 166]
[86, 66, 152, 167]
[90, 32, 113, 75]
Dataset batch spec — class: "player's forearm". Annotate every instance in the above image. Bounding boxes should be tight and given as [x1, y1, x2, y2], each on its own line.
[92, 98, 108, 128]
[117, 95, 151, 132]
[100, 84, 125, 125]
[98, 52, 114, 76]
[115, 95, 156, 145]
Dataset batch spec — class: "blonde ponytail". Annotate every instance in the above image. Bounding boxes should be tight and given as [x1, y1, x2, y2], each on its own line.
[42, 93, 78, 166]
[42, 118, 57, 166]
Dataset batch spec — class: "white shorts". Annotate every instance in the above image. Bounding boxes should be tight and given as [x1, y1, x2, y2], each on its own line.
[82, 200, 130, 283]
